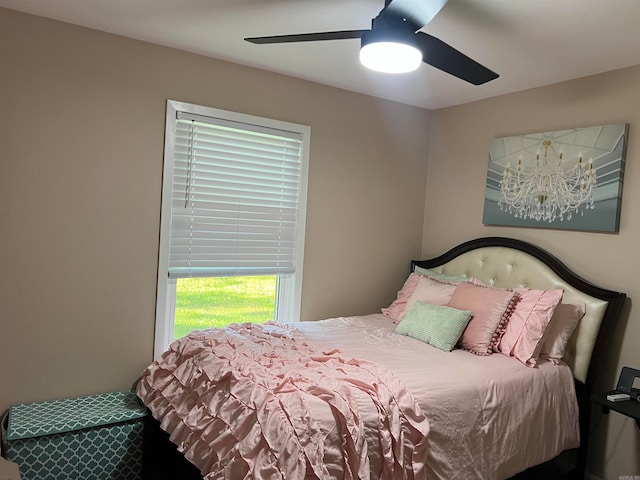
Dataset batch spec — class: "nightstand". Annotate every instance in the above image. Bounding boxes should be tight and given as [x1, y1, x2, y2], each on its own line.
[592, 391, 640, 428]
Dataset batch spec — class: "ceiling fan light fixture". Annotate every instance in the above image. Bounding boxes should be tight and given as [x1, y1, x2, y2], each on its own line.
[360, 41, 422, 73]
[246, 0, 499, 85]
[359, 25, 422, 74]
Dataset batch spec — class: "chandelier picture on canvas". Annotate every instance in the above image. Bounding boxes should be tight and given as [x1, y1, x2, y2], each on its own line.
[483, 123, 628, 233]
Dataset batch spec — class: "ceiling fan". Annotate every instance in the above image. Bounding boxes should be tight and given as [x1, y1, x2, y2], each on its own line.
[245, 0, 498, 85]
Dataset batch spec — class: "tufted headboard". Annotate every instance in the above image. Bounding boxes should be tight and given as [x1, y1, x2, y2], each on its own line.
[412, 237, 624, 386]
[412, 237, 626, 477]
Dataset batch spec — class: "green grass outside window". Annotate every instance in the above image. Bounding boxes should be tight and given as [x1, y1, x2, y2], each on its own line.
[174, 276, 277, 340]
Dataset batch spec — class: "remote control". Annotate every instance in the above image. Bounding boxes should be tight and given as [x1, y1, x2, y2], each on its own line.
[607, 393, 631, 402]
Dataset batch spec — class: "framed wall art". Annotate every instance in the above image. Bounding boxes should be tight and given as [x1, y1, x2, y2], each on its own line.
[483, 123, 628, 233]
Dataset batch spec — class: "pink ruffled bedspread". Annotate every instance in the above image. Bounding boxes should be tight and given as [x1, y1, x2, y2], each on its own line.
[136, 322, 430, 480]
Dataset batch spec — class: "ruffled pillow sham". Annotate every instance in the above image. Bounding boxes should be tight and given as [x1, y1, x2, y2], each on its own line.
[496, 288, 564, 367]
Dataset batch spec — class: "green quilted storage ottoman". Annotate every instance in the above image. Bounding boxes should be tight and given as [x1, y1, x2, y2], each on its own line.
[1, 391, 146, 480]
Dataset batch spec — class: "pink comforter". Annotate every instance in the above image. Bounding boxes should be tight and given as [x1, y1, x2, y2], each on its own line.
[137, 322, 430, 480]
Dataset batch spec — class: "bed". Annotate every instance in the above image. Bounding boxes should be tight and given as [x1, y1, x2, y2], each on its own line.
[137, 237, 626, 480]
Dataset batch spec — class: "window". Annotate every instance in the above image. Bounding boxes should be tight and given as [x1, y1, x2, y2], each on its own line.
[154, 100, 310, 357]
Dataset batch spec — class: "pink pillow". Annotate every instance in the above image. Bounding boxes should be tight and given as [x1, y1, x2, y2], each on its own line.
[448, 282, 518, 356]
[401, 276, 458, 320]
[540, 303, 586, 364]
[382, 273, 420, 323]
[497, 288, 563, 367]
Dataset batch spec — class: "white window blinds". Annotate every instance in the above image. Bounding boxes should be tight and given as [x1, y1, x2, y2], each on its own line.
[168, 111, 304, 278]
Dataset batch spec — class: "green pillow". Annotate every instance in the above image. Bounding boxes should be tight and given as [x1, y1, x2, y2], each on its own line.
[414, 266, 468, 283]
[395, 301, 473, 352]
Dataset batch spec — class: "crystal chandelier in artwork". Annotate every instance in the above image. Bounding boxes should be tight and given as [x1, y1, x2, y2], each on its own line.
[498, 139, 597, 222]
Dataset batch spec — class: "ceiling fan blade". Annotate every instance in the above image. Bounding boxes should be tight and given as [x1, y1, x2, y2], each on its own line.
[245, 30, 367, 45]
[415, 32, 498, 85]
[380, 0, 448, 30]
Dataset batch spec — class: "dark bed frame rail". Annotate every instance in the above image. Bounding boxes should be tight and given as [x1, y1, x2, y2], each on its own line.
[412, 237, 626, 480]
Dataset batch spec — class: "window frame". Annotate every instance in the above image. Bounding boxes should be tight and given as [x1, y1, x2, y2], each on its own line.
[154, 100, 310, 357]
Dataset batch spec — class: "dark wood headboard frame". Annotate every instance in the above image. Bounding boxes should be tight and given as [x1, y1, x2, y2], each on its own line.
[412, 237, 626, 479]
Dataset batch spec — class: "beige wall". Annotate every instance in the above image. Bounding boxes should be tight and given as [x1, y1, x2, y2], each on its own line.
[424, 67, 640, 478]
[0, 8, 430, 412]
[2, 6, 637, 478]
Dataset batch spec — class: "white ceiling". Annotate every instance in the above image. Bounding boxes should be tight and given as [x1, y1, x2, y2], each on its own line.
[3, 0, 640, 110]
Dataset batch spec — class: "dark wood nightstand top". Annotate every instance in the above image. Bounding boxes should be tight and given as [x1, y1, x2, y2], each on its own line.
[592, 391, 640, 426]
